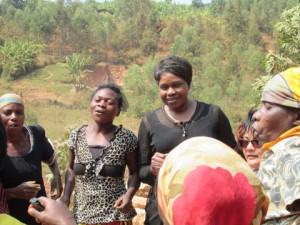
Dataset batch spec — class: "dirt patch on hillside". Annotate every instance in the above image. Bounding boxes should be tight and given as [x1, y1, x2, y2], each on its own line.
[13, 64, 127, 103]
[83, 64, 127, 87]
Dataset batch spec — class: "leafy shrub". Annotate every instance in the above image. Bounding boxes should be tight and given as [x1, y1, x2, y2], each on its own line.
[0, 39, 44, 80]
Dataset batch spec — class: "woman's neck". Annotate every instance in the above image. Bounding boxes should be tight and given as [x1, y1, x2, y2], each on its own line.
[86, 123, 117, 146]
[7, 128, 30, 156]
[90, 122, 116, 134]
[7, 127, 26, 143]
[165, 100, 196, 122]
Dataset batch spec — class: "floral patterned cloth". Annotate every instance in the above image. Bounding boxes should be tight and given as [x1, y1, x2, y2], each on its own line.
[258, 135, 300, 225]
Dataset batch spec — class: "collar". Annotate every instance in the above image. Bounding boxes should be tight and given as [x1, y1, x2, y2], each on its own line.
[262, 125, 300, 150]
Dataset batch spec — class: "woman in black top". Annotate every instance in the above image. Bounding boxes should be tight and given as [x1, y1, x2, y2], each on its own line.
[138, 56, 237, 225]
[0, 93, 62, 225]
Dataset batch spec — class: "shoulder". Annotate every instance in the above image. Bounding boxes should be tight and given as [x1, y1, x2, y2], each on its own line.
[194, 102, 222, 116]
[69, 125, 87, 137]
[118, 126, 137, 138]
[144, 108, 162, 119]
[279, 136, 300, 152]
[141, 108, 164, 124]
[26, 125, 45, 135]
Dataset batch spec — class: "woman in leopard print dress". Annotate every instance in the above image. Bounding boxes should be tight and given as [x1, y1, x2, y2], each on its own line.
[61, 83, 140, 225]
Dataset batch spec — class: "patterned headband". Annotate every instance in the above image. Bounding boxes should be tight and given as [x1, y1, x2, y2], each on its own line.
[0, 93, 24, 109]
[261, 68, 300, 109]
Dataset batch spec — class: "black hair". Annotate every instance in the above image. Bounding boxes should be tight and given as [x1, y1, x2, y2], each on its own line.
[0, 116, 7, 166]
[153, 55, 193, 86]
[243, 108, 257, 130]
[90, 82, 128, 112]
[236, 107, 257, 148]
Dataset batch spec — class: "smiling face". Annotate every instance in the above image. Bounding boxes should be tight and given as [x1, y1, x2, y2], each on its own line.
[158, 73, 190, 112]
[252, 101, 298, 143]
[240, 129, 265, 170]
[90, 88, 120, 124]
[0, 103, 25, 134]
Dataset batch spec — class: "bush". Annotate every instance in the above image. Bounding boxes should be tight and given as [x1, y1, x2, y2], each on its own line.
[0, 39, 44, 80]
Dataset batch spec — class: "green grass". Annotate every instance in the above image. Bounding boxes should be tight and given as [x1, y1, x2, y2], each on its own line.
[0, 64, 142, 143]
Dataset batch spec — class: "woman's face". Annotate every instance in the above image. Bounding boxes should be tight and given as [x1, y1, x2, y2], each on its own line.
[90, 88, 120, 124]
[252, 101, 298, 143]
[0, 103, 25, 134]
[240, 130, 265, 170]
[158, 73, 190, 112]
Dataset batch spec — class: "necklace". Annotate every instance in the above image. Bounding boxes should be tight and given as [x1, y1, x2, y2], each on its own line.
[177, 121, 189, 137]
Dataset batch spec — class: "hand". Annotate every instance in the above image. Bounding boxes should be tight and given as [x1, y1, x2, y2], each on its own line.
[114, 194, 133, 214]
[50, 178, 63, 200]
[11, 181, 41, 200]
[150, 152, 168, 176]
[59, 195, 70, 207]
[28, 197, 76, 225]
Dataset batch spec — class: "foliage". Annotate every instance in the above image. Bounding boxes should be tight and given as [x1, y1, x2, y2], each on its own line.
[54, 124, 78, 177]
[25, 110, 39, 125]
[274, 4, 300, 65]
[192, 0, 204, 8]
[123, 59, 161, 117]
[0, 39, 44, 80]
[65, 53, 90, 91]
[254, 4, 300, 94]
[0, 0, 299, 134]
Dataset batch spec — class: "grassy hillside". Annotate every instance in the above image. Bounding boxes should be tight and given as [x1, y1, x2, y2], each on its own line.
[0, 63, 141, 142]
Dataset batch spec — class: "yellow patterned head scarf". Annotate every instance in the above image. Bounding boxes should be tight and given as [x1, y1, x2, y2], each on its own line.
[0, 93, 24, 109]
[157, 137, 269, 225]
[261, 68, 300, 108]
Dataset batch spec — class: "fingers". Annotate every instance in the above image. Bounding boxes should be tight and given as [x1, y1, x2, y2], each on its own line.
[26, 181, 41, 188]
[150, 153, 168, 176]
[115, 200, 133, 214]
[16, 181, 42, 199]
[28, 207, 42, 223]
[114, 196, 123, 208]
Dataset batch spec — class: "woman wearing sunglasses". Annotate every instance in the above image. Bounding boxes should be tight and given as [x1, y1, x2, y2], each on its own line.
[236, 108, 265, 174]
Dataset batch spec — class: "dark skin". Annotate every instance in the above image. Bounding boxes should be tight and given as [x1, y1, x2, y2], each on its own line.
[150, 73, 197, 177]
[0, 103, 62, 200]
[60, 88, 140, 214]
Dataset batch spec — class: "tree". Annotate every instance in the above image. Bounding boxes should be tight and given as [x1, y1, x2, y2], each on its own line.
[114, 0, 158, 50]
[65, 54, 90, 92]
[192, 0, 204, 8]
[29, 2, 57, 44]
[210, 0, 226, 16]
[253, 4, 300, 96]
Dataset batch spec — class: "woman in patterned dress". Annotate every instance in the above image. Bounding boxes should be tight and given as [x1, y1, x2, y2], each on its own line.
[60, 83, 140, 225]
[252, 68, 300, 224]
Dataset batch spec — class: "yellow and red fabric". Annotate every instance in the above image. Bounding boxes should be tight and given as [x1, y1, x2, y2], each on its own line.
[157, 137, 269, 225]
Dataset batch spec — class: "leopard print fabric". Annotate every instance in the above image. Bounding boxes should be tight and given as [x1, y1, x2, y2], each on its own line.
[68, 125, 138, 224]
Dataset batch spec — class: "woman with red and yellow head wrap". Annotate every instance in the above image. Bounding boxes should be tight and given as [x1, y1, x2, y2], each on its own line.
[157, 137, 268, 225]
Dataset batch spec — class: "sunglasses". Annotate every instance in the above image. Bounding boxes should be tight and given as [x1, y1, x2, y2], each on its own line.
[238, 139, 260, 148]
